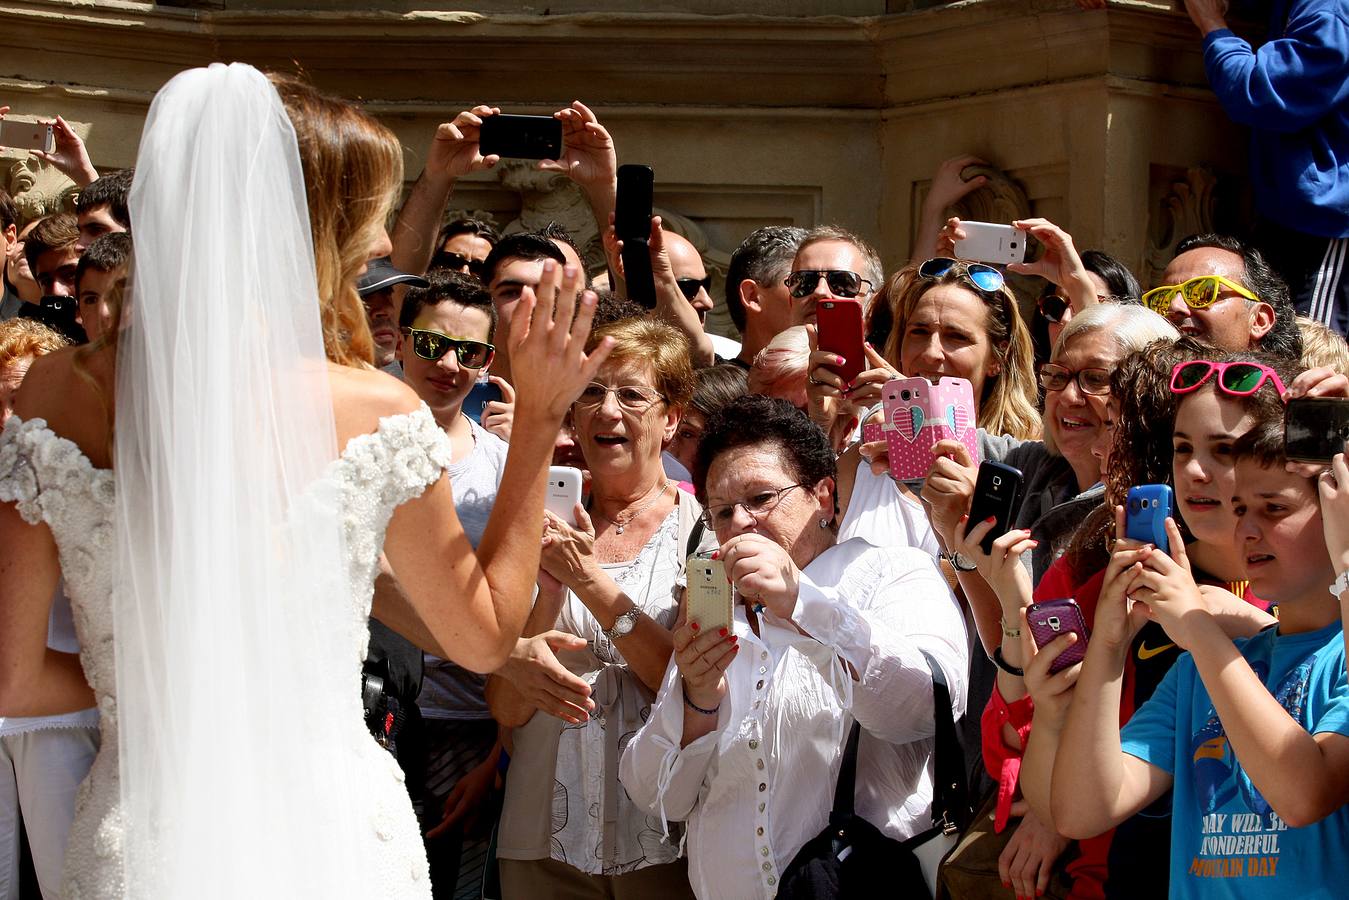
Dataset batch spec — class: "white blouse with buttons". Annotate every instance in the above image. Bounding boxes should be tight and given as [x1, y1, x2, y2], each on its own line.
[619, 538, 968, 900]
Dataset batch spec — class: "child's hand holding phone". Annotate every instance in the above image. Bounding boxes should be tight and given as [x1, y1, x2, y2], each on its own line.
[1019, 607, 1082, 731]
[1129, 517, 1208, 651]
[1091, 506, 1154, 651]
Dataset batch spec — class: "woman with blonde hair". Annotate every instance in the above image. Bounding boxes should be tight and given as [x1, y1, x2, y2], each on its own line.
[0, 63, 609, 899]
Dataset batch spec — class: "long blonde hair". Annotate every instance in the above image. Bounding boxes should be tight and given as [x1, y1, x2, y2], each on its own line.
[879, 263, 1040, 440]
[269, 74, 404, 368]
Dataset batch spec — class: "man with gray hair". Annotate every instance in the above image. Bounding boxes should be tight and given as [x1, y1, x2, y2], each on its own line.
[787, 225, 884, 328]
[725, 225, 807, 369]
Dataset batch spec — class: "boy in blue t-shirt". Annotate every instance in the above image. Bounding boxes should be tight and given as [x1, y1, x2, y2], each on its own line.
[1035, 419, 1349, 898]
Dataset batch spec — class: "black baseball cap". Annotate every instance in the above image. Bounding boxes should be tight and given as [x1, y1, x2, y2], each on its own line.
[357, 257, 429, 296]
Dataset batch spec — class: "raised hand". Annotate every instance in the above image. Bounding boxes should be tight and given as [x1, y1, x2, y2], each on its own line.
[1129, 518, 1209, 650]
[29, 115, 98, 187]
[1090, 507, 1152, 650]
[424, 106, 502, 182]
[1020, 607, 1083, 731]
[507, 260, 614, 425]
[955, 519, 1036, 617]
[539, 101, 616, 189]
[482, 376, 516, 443]
[1320, 445, 1349, 581]
[1006, 217, 1097, 312]
[540, 507, 599, 592]
[924, 155, 989, 215]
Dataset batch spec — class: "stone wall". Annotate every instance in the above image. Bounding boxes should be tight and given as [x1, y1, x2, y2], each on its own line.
[0, 0, 1252, 337]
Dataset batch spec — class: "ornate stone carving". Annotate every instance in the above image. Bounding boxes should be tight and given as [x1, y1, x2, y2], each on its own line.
[1145, 166, 1219, 286]
[494, 159, 604, 272]
[3, 156, 79, 223]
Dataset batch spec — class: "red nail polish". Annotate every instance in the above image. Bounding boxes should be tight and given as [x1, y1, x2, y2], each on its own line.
[730, 635, 739, 643]
[836, 355, 845, 365]
[985, 516, 996, 524]
[711, 549, 720, 559]
[719, 627, 728, 637]
[959, 514, 969, 523]
[691, 622, 700, 631]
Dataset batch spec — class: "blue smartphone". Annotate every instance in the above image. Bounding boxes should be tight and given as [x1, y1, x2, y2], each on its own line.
[1126, 484, 1174, 554]
[464, 381, 503, 425]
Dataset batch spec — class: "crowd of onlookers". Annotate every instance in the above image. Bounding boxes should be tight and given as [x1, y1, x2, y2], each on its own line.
[2, 0, 1348, 898]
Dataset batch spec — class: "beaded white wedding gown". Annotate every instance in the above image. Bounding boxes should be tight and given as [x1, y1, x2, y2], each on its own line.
[0, 405, 452, 899]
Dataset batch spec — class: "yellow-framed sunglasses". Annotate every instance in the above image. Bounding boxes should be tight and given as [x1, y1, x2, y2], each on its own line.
[1141, 275, 1258, 314]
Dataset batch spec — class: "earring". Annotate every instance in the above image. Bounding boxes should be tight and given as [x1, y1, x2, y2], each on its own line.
[818, 518, 829, 529]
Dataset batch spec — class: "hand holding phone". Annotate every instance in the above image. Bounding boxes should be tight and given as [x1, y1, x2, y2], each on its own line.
[861, 376, 979, 483]
[967, 461, 1025, 554]
[686, 556, 734, 634]
[0, 117, 55, 155]
[464, 379, 504, 425]
[615, 164, 656, 308]
[1026, 599, 1090, 674]
[545, 467, 585, 525]
[954, 221, 1027, 265]
[477, 114, 563, 160]
[815, 299, 866, 385]
[1126, 485, 1174, 554]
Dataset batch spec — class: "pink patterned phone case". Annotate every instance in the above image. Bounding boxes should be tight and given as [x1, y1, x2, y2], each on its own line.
[861, 376, 979, 482]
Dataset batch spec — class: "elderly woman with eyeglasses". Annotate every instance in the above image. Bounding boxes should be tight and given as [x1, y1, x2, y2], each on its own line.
[487, 316, 711, 900]
[620, 395, 968, 900]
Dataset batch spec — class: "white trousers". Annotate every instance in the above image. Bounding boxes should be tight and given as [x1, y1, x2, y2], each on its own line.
[0, 727, 99, 900]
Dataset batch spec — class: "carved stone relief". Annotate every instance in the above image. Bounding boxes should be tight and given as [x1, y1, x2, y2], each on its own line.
[1144, 166, 1219, 288]
[3, 156, 79, 223]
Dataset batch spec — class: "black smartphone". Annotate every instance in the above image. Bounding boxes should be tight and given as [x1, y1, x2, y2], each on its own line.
[1285, 397, 1349, 464]
[967, 460, 1024, 554]
[477, 114, 562, 160]
[17, 296, 87, 345]
[615, 164, 656, 308]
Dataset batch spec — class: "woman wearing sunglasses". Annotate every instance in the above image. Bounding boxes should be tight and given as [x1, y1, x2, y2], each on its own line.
[968, 345, 1298, 900]
[488, 316, 711, 899]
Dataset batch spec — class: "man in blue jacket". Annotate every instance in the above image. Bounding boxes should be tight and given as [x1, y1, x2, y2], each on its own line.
[1186, 0, 1349, 333]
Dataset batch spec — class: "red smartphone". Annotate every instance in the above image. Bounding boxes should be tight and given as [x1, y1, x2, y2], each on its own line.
[1026, 598, 1089, 674]
[816, 299, 865, 385]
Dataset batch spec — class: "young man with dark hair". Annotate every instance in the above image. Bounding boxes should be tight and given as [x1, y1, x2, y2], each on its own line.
[432, 216, 500, 277]
[74, 167, 133, 252]
[395, 269, 511, 899]
[1149, 233, 1303, 359]
[481, 232, 567, 384]
[24, 214, 80, 299]
[75, 231, 131, 342]
[724, 225, 807, 368]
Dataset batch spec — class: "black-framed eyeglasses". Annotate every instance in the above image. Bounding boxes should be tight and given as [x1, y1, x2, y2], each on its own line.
[574, 382, 667, 413]
[430, 250, 486, 279]
[783, 270, 873, 300]
[676, 276, 712, 301]
[1038, 362, 1111, 395]
[918, 257, 1005, 294]
[700, 483, 806, 530]
[401, 328, 495, 368]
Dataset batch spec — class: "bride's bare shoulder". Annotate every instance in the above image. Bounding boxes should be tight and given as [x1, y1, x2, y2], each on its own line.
[12, 346, 115, 466]
[328, 364, 424, 442]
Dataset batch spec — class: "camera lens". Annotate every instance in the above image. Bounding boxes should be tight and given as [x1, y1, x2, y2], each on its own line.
[900, 390, 911, 401]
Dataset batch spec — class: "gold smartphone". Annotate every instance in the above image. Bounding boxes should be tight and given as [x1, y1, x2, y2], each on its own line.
[686, 556, 733, 633]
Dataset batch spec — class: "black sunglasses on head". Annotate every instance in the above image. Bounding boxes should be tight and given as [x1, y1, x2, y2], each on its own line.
[676, 275, 712, 301]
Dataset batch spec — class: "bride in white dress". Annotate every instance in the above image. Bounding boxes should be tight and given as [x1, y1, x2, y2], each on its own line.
[0, 64, 610, 898]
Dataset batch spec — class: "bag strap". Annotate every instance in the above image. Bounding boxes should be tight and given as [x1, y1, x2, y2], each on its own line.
[922, 648, 971, 833]
[685, 516, 706, 560]
[826, 650, 970, 832]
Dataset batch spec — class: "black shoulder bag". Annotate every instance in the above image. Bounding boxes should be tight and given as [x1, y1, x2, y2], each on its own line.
[778, 650, 971, 899]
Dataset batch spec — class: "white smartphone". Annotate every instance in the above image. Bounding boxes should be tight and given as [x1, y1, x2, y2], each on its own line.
[0, 118, 55, 154]
[545, 466, 583, 525]
[954, 221, 1026, 265]
[686, 556, 733, 633]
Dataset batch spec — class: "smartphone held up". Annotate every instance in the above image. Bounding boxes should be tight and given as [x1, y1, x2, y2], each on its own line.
[1026, 598, 1090, 674]
[954, 221, 1030, 266]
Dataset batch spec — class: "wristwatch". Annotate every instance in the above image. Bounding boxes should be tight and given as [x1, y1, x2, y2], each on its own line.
[945, 550, 978, 572]
[604, 607, 642, 642]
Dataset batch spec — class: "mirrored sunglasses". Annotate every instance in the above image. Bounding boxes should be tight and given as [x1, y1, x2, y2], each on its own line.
[1142, 275, 1257, 314]
[402, 328, 494, 368]
[918, 257, 1005, 294]
[783, 269, 872, 300]
[1169, 360, 1287, 399]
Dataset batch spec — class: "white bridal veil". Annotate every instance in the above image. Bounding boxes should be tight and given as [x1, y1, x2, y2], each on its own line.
[112, 63, 365, 896]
